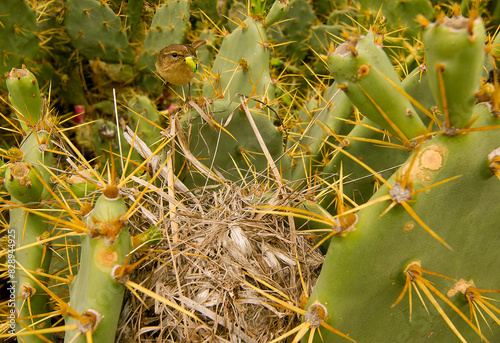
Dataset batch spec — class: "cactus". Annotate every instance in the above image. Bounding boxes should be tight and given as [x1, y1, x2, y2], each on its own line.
[358, 0, 433, 36]
[76, 118, 146, 175]
[307, 103, 500, 342]
[0, 0, 39, 76]
[175, 99, 288, 187]
[304, 12, 500, 343]
[65, 0, 134, 64]
[76, 94, 162, 173]
[288, 83, 354, 186]
[124, 0, 144, 39]
[423, 14, 486, 130]
[4, 67, 54, 342]
[176, 0, 293, 188]
[317, 63, 438, 209]
[268, 0, 315, 62]
[202, 17, 274, 100]
[329, 32, 427, 142]
[139, 0, 191, 89]
[1, 1, 500, 342]
[6, 67, 44, 133]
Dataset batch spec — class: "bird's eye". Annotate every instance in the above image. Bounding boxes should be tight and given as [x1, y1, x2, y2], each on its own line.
[171, 52, 178, 58]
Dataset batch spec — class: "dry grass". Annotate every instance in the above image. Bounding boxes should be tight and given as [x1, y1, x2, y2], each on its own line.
[117, 181, 323, 342]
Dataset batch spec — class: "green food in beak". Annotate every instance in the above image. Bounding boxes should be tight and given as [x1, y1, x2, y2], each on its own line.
[185, 56, 197, 73]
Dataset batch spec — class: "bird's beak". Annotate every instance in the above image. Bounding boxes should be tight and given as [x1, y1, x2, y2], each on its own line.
[184, 56, 197, 73]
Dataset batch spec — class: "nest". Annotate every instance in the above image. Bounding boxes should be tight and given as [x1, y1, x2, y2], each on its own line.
[118, 182, 324, 342]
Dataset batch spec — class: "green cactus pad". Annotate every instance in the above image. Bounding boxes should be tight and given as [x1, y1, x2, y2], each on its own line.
[125, 0, 144, 38]
[65, 0, 134, 64]
[364, 0, 433, 36]
[65, 169, 97, 200]
[203, 17, 274, 100]
[176, 99, 287, 187]
[328, 32, 426, 142]
[268, 0, 315, 62]
[249, 0, 267, 19]
[5, 67, 55, 343]
[289, 84, 354, 185]
[126, 94, 162, 148]
[65, 193, 131, 343]
[6, 67, 44, 132]
[4, 162, 44, 204]
[64, 232, 132, 343]
[264, 0, 290, 26]
[400, 66, 437, 125]
[91, 193, 128, 226]
[11, 209, 54, 342]
[423, 15, 486, 130]
[132, 225, 162, 248]
[0, 0, 39, 76]
[321, 117, 410, 210]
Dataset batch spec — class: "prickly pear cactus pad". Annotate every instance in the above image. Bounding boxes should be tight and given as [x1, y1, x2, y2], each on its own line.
[0, 0, 39, 76]
[4, 66, 56, 343]
[303, 10, 500, 343]
[6, 68, 44, 132]
[328, 32, 426, 142]
[64, 191, 132, 343]
[122, 182, 324, 342]
[65, 0, 134, 63]
[203, 16, 274, 100]
[422, 13, 486, 130]
[175, 99, 287, 187]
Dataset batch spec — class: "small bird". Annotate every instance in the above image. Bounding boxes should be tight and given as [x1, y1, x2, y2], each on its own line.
[155, 40, 206, 86]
